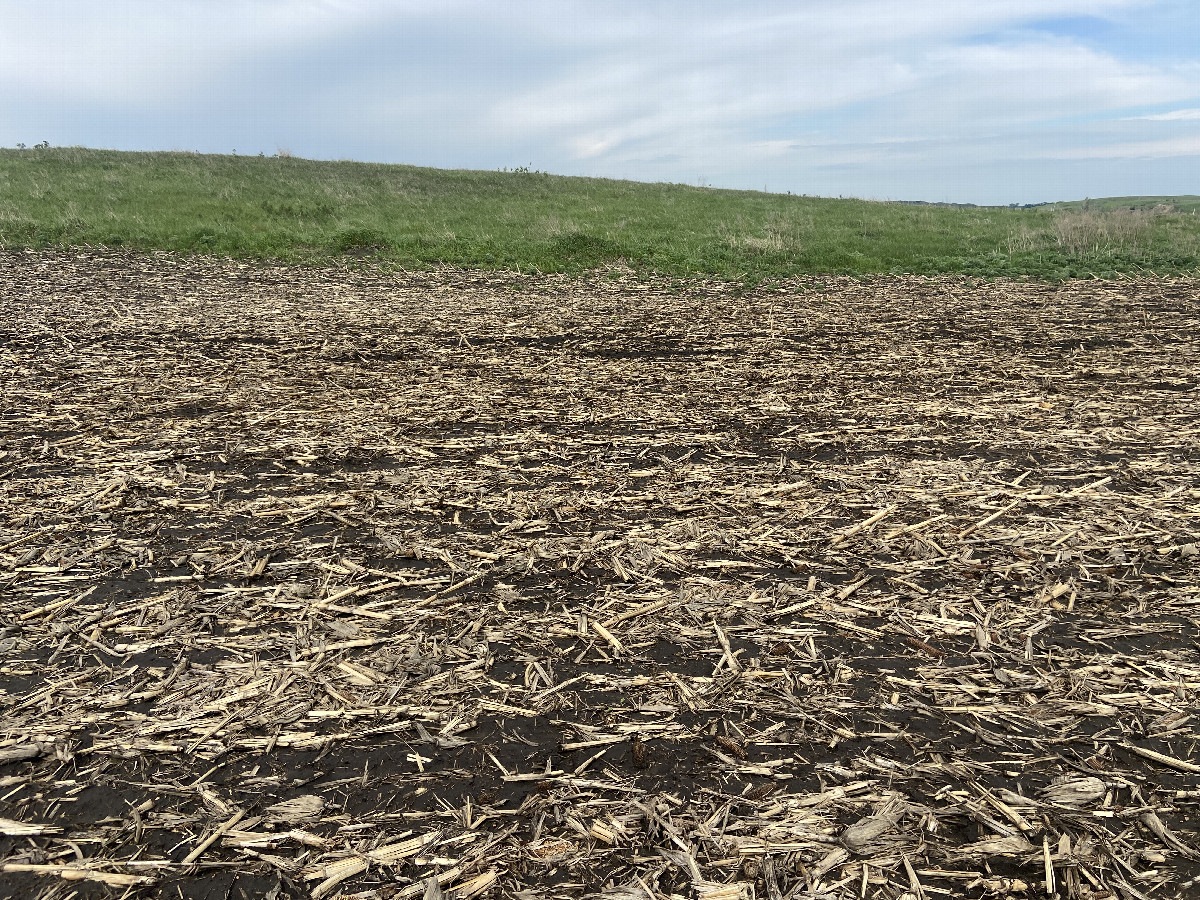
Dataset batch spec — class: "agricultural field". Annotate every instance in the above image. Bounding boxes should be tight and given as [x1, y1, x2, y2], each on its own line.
[1, 249, 1199, 900]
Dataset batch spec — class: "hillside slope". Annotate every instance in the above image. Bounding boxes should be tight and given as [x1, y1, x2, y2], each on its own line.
[1, 147, 1198, 279]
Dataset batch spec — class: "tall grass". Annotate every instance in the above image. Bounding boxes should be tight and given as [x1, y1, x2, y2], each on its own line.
[1053, 206, 1166, 255]
[2, 147, 1198, 280]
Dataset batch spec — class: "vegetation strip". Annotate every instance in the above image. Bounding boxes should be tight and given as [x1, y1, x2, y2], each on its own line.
[1, 148, 1199, 280]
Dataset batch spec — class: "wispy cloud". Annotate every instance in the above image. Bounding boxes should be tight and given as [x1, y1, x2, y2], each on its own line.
[1126, 108, 1200, 120]
[1040, 135, 1200, 158]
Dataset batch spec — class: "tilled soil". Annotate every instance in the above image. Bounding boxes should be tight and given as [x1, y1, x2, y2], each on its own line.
[1, 249, 1199, 900]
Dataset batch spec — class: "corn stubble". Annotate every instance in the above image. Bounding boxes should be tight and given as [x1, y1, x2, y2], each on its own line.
[1, 249, 1199, 899]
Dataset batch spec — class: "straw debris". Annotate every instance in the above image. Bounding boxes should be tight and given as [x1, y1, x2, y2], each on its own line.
[1, 249, 1199, 898]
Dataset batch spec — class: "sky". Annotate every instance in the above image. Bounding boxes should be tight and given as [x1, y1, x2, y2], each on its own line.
[1, 0, 1198, 205]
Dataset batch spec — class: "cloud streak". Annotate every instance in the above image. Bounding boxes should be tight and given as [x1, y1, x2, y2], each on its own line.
[1127, 108, 1200, 120]
[1040, 135, 1200, 158]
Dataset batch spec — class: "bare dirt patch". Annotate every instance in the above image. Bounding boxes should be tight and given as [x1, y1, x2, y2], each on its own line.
[2, 250, 1199, 899]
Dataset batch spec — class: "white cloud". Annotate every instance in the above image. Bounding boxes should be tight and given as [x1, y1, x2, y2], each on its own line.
[570, 132, 622, 159]
[915, 42, 1198, 122]
[484, 26, 1200, 178]
[481, 3, 1196, 165]
[1127, 108, 1200, 120]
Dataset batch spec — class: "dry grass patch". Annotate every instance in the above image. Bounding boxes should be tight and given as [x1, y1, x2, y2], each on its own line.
[1053, 206, 1169, 255]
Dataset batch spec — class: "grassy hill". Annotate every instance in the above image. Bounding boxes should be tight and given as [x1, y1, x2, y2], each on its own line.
[1, 146, 1198, 280]
[1055, 195, 1200, 214]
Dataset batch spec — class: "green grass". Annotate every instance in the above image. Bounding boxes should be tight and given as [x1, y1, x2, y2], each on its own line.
[2, 146, 1199, 280]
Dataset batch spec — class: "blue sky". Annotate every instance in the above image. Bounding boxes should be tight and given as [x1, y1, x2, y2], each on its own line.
[1, 0, 1197, 204]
